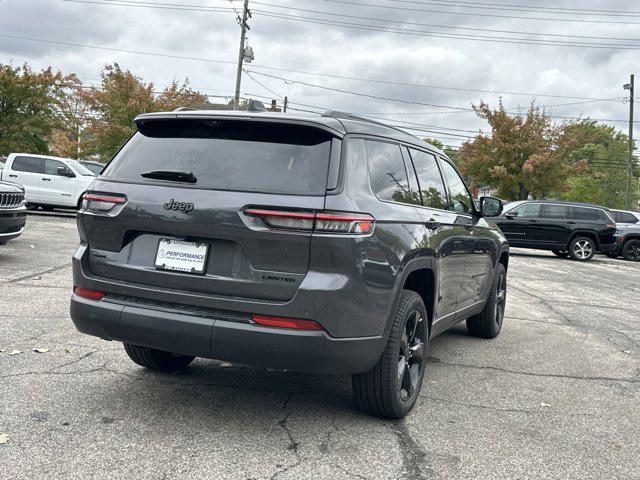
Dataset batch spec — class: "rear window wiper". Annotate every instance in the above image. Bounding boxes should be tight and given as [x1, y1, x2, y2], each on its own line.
[140, 170, 197, 184]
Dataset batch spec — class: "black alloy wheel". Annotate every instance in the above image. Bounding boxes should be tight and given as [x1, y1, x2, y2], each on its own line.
[397, 309, 426, 402]
[622, 239, 640, 262]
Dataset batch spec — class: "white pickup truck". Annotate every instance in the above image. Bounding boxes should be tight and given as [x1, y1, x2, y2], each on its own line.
[0, 153, 96, 209]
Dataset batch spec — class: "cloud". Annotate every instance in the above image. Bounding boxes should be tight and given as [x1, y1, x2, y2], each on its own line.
[0, 0, 636, 146]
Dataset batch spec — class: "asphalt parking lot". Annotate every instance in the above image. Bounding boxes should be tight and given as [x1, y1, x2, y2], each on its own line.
[1, 215, 639, 480]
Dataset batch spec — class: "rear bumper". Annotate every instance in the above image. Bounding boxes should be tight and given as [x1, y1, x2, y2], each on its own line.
[0, 206, 27, 242]
[70, 294, 384, 374]
[598, 242, 617, 253]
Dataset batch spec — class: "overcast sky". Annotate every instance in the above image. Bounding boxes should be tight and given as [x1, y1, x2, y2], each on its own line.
[0, 0, 638, 147]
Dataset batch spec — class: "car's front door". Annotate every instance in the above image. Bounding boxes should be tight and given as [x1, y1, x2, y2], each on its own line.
[9, 156, 45, 203]
[495, 202, 542, 247]
[404, 147, 464, 322]
[438, 159, 494, 312]
[40, 159, 77, 207]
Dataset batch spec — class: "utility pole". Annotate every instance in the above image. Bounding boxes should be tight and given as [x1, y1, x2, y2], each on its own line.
[283, 96, 288, 113]
[624, 74, 634, 210]
[234, 0, 250, 110]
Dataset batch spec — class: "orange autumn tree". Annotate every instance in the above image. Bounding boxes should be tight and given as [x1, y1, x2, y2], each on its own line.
[459, 101, 583, 200]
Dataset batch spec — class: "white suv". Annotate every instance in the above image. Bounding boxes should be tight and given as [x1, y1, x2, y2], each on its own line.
[1, 154, 96, 209]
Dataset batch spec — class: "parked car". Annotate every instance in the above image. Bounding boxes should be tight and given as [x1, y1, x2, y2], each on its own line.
[0, 180, 27, 244]
[610, 208, 640, 227]
[69, 110, 509, 418]
[607, 225, 640, 261]
[0, 153, 96, 210]
[491, 200, 616, 261]
[79, 160, 105, 175]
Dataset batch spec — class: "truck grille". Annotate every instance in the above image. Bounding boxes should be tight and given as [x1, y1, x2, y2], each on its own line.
[0, 192, 24, 208]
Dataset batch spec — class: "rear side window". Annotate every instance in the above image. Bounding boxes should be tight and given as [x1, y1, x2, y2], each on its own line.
[408, 148, 448, 209]
[366, 140, 412, 203]
[104, 120, 334, 195]
[13, 156, 44, 173]
[540, 204, 570, 219]
[572, 206, 600, 220]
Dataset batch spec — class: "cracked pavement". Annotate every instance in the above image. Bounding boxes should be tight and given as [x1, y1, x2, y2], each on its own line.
[1, 215, 639, 479]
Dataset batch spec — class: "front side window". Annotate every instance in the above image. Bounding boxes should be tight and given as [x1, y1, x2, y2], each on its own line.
[366, 140, 412, 203]
[439, 159, 473, 215]
[408, 148, 448, 210]
[13, 156, 44, 173]
[540, 204, 570, 219]
[510, 202, 540, 218]
[44, 159, 65, 176]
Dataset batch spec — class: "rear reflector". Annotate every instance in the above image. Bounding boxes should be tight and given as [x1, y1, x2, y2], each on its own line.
[252, 314, 324, 331]
[82, 193, 126, 213]
[244, 208, 374, 235]
[73, 286, 104, 301]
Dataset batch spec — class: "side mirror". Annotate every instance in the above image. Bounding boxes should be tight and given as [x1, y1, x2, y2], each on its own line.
[480, 196, 503, 217]
[57, 165, 75, 177]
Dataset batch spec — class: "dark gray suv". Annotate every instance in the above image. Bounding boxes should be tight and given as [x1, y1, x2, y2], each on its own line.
[70, 110, 509, 418]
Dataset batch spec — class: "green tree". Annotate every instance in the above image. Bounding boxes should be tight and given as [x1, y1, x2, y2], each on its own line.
[0, 63, 78, 156]
[557, 121, 638, 208]
[424, 137, 461, 165]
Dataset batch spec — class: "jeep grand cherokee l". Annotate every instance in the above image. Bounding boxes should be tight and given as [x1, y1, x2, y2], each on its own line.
[70, 110, 509, 418]
[492, 200, 616, 261]
[0, 180, 26, 244]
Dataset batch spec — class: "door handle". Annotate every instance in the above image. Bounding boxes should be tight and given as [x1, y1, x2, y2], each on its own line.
[528, 219, 538, 223]
[424, 219, 441, 230]
[8, 174, 17, 178]
[567, 220, 576, 224]
[42, 178, 51, 181]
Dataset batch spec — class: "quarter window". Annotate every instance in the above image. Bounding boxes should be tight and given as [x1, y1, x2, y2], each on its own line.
[439, 160, 473, 215]
[366, 140, 413, 204]
[408, 148, 448, 209]
[12, 156, 44, 173]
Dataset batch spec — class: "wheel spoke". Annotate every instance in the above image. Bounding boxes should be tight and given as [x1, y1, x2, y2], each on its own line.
[409, 340, 424, 361]
[401, 363, 413, 397]
[397, 357, 406, 381]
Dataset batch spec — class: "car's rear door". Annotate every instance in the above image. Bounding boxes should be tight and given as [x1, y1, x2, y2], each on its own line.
[78, 118, 336, 303]
[538, 204, 572, 247]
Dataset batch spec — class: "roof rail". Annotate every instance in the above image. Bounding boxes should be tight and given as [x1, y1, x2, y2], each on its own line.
[322, 110, 415, 137]
[174, 106, 196, 112]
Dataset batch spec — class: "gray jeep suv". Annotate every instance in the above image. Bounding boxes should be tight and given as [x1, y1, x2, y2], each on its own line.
[70, 110, 509, 418]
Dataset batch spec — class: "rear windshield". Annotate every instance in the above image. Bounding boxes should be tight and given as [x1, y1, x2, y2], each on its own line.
[103, 119, 334, 195]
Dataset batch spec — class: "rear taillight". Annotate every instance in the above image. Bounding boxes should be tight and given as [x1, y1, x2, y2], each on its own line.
[244, 209, 374, 235]
[73, 286, 104, 301]
[82, 193, 126, 213]
[252, 314, 324, 331]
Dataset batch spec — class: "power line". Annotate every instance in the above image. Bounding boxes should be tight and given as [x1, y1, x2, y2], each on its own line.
[387, 0, 640, 18]
[255, 10, 640, 51]
[250, 1, 640, 43]
[313, 0, 640, 25]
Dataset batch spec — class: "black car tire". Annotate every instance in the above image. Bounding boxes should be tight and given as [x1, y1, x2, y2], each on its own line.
[467, 263, 507, 339]
[123, 343, 195, 372]
[352, 290, 428, 419]
[551, 250, 568, 258]
[568, 236, 595, 261]
[622, 239, 640, 262]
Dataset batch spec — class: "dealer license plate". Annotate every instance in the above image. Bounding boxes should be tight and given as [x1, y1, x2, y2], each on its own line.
[155, 239, 209, 274]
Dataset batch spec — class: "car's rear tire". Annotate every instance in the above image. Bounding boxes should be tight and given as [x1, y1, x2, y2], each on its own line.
[568, 236, 595, 261]
[352, 290, 428, 419]
[467, 263, 506, 339]
[622, 239, 640, 262]
[123, 343, 194, 372]
[551, 250, 568, 258]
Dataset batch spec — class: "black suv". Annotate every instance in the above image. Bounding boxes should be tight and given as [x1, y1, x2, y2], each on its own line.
[492, 200, 616, 261]
[70, 110, 509, 418]
[0, 180, 27, 244]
